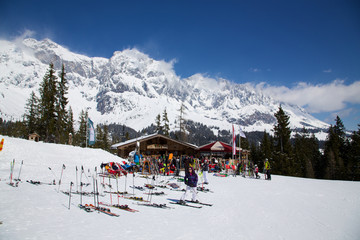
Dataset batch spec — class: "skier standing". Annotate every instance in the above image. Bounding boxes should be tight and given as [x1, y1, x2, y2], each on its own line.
[201, 158, 209, 184]
[254, 164, 259, 179]
[179, 167, 198, 204]
[265, 159, 271, 180]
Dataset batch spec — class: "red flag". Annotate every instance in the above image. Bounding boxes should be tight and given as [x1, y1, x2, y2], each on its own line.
[0, 138, 4, 152]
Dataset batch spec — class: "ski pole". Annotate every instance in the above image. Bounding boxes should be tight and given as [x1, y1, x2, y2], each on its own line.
[76, 166, 78, 192]
[95, 178, 99, 208]
[93, 176, 96, 208]
[124, 174, 127, 194]
[109, 176, 112, 205]
[16, 160, 23, 181]
[80, 182, 83, 205]
[58, 164, 66, 192]
[68, 182, 73, 210]
[10, 159, 15, 184]
[116, 175, 119, 204]
[80, 166, 83, 188]
[132, 172, 135, 195]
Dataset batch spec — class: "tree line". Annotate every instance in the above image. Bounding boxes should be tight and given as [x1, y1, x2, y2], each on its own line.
[248, 106, 360, 181]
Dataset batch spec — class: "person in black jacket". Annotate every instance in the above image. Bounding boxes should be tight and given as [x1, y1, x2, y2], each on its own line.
[201, 158, 209, 184]
[179, 167, 198, 204]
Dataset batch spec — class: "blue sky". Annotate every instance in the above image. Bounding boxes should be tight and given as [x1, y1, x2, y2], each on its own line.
[1, 0, 360, 130]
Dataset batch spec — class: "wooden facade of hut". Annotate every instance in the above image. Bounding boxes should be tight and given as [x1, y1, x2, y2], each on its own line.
[111, 133, 198, 159]
[28, 133, 40, 142]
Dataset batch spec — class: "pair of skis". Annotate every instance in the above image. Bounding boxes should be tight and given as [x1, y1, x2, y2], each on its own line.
[136, 202, 172, 209]
[79, 204, 119, 217]
[167, 199, 213, 208]
[99, 202, 138, 212]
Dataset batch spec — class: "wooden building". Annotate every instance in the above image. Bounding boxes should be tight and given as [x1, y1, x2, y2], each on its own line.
[198, 140, 249, 162]
[111, 133, 198, 159]
[28, 133, 40, 142]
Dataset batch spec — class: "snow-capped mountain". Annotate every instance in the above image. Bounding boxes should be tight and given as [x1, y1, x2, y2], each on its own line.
[0, 38, 329, 137]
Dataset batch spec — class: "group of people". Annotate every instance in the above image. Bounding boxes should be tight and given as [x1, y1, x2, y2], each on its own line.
[130, 154, 271, 181]
[129, 154, 272, 204]
[179, 157, 210, 204]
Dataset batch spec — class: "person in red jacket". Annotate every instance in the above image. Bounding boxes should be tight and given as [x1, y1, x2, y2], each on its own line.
[179, 167, 198, 204]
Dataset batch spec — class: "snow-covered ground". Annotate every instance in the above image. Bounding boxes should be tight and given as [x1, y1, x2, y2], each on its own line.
[0, 135, 359, 240]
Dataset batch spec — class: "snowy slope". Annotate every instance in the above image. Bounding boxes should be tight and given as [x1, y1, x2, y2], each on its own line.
[0, 135, 359, 240]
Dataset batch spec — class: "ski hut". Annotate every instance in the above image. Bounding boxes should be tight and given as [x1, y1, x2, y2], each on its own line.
[111, 133, 198, 159]
[28, 133, 40, 142]
[198, 141, 247, 159]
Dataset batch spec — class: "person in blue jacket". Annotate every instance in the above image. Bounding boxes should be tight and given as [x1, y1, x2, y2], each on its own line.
[179, 167, 198, 204]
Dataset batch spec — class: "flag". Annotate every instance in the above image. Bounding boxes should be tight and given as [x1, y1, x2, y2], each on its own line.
[88, 118, 96, 146]
[232, 125, 236, 156]
[0, 138, 4, 152]
[239, 126, 246, 138]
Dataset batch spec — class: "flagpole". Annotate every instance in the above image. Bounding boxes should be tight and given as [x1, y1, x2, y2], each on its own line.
[86, 118, 88, 148]
[239, 129, 241, 162]
[232, 125, 235, 160]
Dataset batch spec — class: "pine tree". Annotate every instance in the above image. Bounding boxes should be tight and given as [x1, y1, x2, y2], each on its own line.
[323, 116, 346, 179]
[162, 108, 170, 136]
[348, 125, 360, 180]
[38, 63, 58, 142]
[293, 128, 319, 178]
[75, 109, 88, 147]
[102, 125, 110, 151]
[55, 64, 69, 143]
[24, 91, 40, 134]
[261, 131, 272, 159]
[155, 114, 163, 133]
[274, 105, 292, 154]
[273, 105, 294, 176]
[95, 124, 104, 148]
[66, 107, 75, 144]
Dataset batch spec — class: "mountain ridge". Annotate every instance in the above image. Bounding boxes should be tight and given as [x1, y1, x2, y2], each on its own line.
[0, 38, 329, 139]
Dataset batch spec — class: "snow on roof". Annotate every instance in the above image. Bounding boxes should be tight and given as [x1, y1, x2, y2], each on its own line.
[111, 133, 198, 149]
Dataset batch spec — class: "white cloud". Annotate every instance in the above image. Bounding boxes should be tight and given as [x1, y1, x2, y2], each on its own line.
[326, 108, 356, 123]
[254, 79, 360, 113]
[14, 29, 36, 42]
[323, 69, 332, 73]
[185, 73, 222, 91]
[249, 68, 261, 72]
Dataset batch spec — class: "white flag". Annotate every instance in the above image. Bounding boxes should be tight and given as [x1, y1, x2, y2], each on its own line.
[88, 118, 96, 145]
[239, 127, 246, 138]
